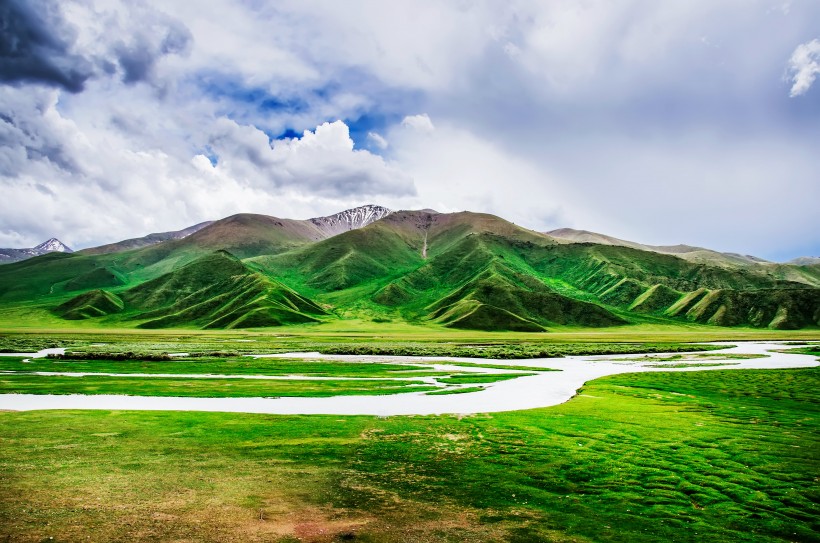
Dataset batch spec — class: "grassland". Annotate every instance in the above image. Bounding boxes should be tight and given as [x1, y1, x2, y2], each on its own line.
[0, 351, 545, 397]
[777, 345, 820, 357]
[3, 323, 812, 360]
[0, 366, 817, 542]
[0, 373, 440, 397]
[0, 328, 817, 540]
[0, 356, 452, 378]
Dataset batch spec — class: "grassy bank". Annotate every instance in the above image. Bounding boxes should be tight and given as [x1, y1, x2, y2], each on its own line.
[2, 322, 820, 347]
[0, 356, 453, 378]
[1, 367, 817, 542]
[0, 373, 440, 398]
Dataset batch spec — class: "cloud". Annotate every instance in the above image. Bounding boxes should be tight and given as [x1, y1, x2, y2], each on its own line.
[0, 0, 94, 92]
[1, 0, 819, 260]
[0, 0, 192, 92]
[207, 119, 414, 197]
[114, 15, 192, 85]
[787, 39, 820, 97]
[367, 132, 388, 149]
[0, 87, 81, 175]
[0, 86, 414, 248]
[401, 114, 435, 132]
[386, 120, 587, 233]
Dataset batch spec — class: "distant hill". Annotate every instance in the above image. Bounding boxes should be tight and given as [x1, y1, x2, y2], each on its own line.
[80, 221, 214, 256]
[788, 256, 820, 266]
[546, 228, 770, 266]
[0, 207, 817, 331]
[0, 238, 72, 264]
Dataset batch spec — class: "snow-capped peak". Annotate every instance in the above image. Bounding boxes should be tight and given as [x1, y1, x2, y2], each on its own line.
[33, 238, 73, 253]
[309, 205, 392, 236]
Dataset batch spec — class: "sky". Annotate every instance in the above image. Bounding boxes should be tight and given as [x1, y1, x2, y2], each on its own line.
[0, 0, 818, 261]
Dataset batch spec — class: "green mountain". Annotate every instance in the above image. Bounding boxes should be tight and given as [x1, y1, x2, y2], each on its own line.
[0, 207, 817, 331]
[54, 251, 327, 329]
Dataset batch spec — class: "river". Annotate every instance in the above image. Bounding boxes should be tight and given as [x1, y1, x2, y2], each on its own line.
[0, 341, 815, 416]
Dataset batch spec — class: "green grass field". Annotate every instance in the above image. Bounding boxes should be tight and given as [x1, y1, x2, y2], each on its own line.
[0, 374, 441, 398]
[3, 322, 813, 360]
[0, 356, 452, 378]
[0, 352, 546, 398]
[0, 329, 817, 541]
[0, 366, 817, 542]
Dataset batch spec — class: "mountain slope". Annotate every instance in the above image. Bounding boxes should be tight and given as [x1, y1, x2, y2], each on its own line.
[55, 251, 327, 329]
[251, 211, 628, 330]
[1, 207, 817, 331]
[0, 252, 110, 302]
[79, 205, 391, 259]
[788, 257, 820, 266]
[55, 290, 125, 320]
[0, 206, 398, 304]
[524, 244, 819, 328]
[80, 221, 214, 256]
[100, 206, 395, 279]
[248, 211, 818, 331]
[664, 288, 820, 329]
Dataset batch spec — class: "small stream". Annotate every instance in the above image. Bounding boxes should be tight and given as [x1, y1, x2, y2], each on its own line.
[0, 341, 815, 416]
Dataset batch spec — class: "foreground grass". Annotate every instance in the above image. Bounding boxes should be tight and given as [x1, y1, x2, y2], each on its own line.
[1, 367, 817, 542]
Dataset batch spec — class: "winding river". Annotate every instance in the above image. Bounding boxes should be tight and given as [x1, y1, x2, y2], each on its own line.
[0, 341, 816, 416]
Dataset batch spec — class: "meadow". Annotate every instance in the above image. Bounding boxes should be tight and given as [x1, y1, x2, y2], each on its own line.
[3, 321, 815, 357]
[0, 327, 818, 542]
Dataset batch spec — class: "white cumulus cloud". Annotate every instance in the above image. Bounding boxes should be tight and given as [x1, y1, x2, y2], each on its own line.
[367, 132, 388, 149]
[788, 39, 820, 97]
[401, 114, 435, 133]
[206, 120, 414, 198]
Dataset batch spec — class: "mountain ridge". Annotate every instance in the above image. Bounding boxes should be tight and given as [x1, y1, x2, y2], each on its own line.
[4, 209, 813, 265]
[0, 238, 73, 264]
[0, 207, 817, 331]
[546, 227, 771, 266]
[80, 221, 214, 256]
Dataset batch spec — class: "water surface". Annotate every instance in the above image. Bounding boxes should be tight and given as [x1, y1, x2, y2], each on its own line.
[0, 342, 815, 416]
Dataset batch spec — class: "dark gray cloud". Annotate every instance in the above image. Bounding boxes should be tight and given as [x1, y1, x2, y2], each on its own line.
[115, 16, 192, 85]
[0, 0, 93, 92]
[0, 0, 192, 92]
[0, 88, 80, 175]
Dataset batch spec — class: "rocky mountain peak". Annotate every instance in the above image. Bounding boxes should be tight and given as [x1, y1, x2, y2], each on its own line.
[33, 238, 73, 253]
[309, 205, 392, 236]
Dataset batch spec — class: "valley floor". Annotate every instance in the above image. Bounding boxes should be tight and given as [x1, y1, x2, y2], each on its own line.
[0, 329, 818, 542]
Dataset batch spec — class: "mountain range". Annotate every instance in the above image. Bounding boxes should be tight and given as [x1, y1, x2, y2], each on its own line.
[0, 205, 817, 331]
[0, 238, 73, 264]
